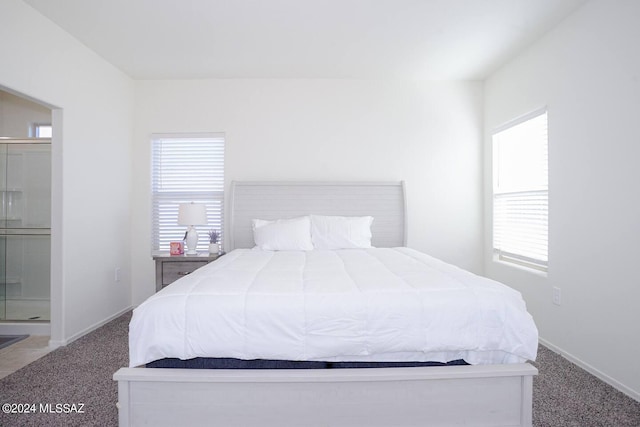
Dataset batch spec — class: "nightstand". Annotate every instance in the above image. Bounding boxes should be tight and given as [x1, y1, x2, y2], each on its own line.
[153, 253, 220, 291]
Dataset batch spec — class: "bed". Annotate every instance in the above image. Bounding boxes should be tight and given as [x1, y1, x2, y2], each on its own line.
[114, 181, 538, 427]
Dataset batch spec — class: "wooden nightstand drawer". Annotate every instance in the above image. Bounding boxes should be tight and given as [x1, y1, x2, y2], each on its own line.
[162, 261, 208, 285]
[153, 253, 221, 291]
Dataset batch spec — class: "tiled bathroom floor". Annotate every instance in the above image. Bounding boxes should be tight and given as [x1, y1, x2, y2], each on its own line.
[0, 335, 52, 379]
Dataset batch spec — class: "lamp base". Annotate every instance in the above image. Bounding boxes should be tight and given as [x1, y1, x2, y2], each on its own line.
[184, 226, 199, 255]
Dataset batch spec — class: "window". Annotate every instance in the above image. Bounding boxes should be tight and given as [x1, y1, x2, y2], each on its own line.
[32, 124, 52, 138]
[492, 109, 548, 271]
[151, 134, 225, 253]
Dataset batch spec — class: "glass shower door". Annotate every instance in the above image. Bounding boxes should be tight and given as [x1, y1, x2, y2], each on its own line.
[0, 236, 5, 320]
[0, 143, 6, 320]
[0, 142, 51, 321]
[3, 234, 51, 320]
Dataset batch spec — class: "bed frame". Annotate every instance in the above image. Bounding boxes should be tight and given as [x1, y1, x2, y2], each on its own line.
[114, 181, 537, 426]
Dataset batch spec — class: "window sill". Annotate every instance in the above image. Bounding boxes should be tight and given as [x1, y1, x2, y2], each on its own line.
[492, 255, 548, 278]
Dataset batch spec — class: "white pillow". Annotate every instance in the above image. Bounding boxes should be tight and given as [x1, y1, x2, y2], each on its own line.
[252, 216, 313, 251]
[310, 215, 374, 250]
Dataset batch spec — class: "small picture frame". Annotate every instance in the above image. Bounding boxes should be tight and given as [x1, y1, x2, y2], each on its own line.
[169, 241, 184, 256]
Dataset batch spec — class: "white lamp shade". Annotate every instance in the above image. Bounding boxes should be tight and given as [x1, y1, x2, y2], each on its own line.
[178, 203, 207, 226]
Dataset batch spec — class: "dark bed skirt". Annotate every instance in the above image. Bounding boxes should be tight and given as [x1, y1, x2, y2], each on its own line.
[146, 357, 469, 369]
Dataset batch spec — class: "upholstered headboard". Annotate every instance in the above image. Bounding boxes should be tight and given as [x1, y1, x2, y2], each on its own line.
[229, 181, 406, 250]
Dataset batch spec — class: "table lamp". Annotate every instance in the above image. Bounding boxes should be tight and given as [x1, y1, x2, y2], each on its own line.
[178, 202, 207, 255]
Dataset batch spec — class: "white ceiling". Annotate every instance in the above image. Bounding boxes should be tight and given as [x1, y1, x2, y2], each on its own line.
[24, 0, 587, 80]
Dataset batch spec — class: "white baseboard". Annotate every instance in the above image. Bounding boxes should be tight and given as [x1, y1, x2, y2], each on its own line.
[48, 306, 132, 349]
[539, 337, 640, 402]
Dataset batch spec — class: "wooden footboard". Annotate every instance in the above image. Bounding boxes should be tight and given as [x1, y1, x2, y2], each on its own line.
[114, 363, 537, 426]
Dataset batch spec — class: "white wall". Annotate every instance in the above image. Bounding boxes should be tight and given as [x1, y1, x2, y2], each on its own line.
[484, 0, 640, 400]
[0, 0, 134, 344]
[131, 79, 483, 304]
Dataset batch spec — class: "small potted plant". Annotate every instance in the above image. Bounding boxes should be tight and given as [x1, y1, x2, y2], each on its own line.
[207, 230, 220, 255]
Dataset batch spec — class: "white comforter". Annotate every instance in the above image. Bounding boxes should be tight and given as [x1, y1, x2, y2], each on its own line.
[129, 248, 538, 367]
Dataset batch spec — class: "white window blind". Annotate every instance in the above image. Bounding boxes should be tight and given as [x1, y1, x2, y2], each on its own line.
[151, 134, 225, 253]
[492, 110, 548, 271]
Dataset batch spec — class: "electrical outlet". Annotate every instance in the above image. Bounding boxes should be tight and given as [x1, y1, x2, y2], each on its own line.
[552, 287, 561, 306]
[115, 267, 121, 282]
